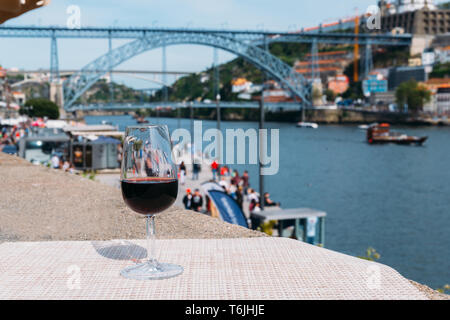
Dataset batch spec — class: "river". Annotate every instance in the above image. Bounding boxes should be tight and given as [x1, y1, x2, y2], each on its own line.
[86, 114, 450, 289]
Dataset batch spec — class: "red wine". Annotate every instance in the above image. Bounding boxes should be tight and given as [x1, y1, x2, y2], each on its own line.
[121, 178, 178, 215]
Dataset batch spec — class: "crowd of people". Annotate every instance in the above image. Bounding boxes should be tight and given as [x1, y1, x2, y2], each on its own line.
[50, 153, 76, 173]
[0, 121, 77, 174]
[0, 122, 30, 151]
[180, 159, 280, 215]
[182, 188, 203, 212]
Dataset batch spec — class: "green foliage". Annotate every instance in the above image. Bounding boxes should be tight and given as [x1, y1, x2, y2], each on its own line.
[19, 98, 60, 119]
[268, 42, 310, 66]
[85, 80, 147, 104]
[257, 220, 277, 236]
[438, 1, 450, 9]
[153, 43, 313, 102]
[324, 89, 336, 102]
[342, 81, 364, 100]
[395, 80, 431, 113]
[343, 46, 409, 86]
[430, 63, 450, 79]
[437, 284, 450, 294]
[358, 247, 381, 261]
[7, 74, 25, 82]
[82, 170, 97, 180]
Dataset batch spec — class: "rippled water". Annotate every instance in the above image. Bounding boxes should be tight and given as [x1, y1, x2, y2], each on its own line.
[86, 115, 450, 289]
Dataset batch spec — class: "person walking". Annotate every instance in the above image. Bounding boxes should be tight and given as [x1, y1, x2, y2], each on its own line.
[192, 163, 200, 180]
[241, 170, 250, 195]
[236, 186, 244, 211]
[231, 170, 240, 186]
[211, 159, 219, 181]
[179, 161, 186, 185]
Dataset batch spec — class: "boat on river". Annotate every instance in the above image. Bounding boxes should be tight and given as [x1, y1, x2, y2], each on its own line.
[296, 122, 319, 129]
[367, 123, 428, 145]
[136, 117, 149, 124]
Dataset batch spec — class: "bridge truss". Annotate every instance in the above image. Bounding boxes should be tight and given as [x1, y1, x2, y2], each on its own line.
[0, 26, 412, 111]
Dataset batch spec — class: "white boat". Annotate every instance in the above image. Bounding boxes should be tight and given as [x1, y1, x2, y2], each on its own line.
[296, 122, 319, 129]
[358, 124, 370, 130]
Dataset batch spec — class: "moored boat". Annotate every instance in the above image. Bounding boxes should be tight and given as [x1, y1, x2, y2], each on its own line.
[367, 123, 428, 145]
[136, 117, 149, 124]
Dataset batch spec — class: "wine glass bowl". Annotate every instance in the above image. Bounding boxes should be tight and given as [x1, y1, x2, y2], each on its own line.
[119, 125, 183, 280]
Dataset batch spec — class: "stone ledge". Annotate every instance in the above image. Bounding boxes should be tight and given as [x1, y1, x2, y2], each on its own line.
[0, 153, 264, 242]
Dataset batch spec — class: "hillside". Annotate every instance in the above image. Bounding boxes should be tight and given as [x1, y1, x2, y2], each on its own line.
[151, 42, 310, 103]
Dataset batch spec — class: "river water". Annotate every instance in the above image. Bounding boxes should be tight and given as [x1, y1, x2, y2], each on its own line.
[86, 114, 450, 289]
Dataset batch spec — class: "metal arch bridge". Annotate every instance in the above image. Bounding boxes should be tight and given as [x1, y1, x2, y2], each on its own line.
[0, 26, 412, 110]
[62, 31, 315, 110]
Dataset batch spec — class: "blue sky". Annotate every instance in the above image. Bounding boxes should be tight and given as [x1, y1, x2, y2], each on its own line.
[0, 0, 446, 88]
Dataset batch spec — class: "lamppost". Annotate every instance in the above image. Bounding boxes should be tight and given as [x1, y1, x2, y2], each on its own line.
[216, 93, 221, 170]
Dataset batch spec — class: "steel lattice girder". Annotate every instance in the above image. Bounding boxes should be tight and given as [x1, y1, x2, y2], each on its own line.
[66, 101, 307, 112]
[0, 26, 412, 46]
[63, 32, 312, 110]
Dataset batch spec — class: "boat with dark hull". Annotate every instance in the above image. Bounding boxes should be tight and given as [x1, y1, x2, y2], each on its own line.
[367, 123, 428, 146]
[136, 117, 149, 124]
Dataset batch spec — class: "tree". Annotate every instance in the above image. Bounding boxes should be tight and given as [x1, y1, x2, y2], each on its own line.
[395, 80, 431, 114]
[430, 63, 450, 79]
[19, 98, 60, 119]
[324, 89, 336, 103]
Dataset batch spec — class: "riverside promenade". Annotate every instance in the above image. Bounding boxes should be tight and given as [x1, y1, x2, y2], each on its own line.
[0, 152, 446, 300]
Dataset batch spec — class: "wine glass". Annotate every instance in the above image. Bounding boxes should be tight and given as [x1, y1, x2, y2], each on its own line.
[120, 125, 183, 280]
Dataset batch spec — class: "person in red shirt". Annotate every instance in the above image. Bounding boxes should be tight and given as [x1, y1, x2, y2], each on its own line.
[211, 160, 219, 181]
[220, 165, 229, 177]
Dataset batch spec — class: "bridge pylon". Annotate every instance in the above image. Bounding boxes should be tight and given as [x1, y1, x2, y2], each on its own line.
[50, 81, 65, 118]
[50, 31, 60, 83]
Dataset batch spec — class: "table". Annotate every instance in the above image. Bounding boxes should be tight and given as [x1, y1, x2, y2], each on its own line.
[0, 237, 426, 300]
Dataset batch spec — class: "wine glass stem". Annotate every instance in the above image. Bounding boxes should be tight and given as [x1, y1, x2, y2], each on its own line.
[146, 215, 157, 268]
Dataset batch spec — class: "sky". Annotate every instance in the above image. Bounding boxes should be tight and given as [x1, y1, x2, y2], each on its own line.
[0, 0, 446, 89]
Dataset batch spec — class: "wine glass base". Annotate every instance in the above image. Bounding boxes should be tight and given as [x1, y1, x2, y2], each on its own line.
[120, 261, 183, 280]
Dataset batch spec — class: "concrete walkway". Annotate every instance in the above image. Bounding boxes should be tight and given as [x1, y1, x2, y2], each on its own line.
[0, 153, 261, 242]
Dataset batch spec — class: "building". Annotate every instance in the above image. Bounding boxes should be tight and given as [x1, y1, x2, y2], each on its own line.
[409, 57, 422, 66]
[388, 66, 427, 90]
[12, 91, 26, 106]
[436, 86, 450, 115]
[422, 79, 450, 114]
[231, 78, 252, 93]
[379, 1, 448, 35]
[434, 45, 450, 64]
[422, 48, 436, 66]
[377, 1, 450, 55]
[394, 0, 436, 14]
[327, 75, 349, 95]
[363, 73, 389, 97]
[261, 80, 298, 103]
[369, 91, 396, 106]
[294, 50, 353, 82]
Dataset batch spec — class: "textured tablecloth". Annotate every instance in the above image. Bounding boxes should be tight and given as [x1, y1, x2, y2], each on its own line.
[0, 237, 426, 300]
